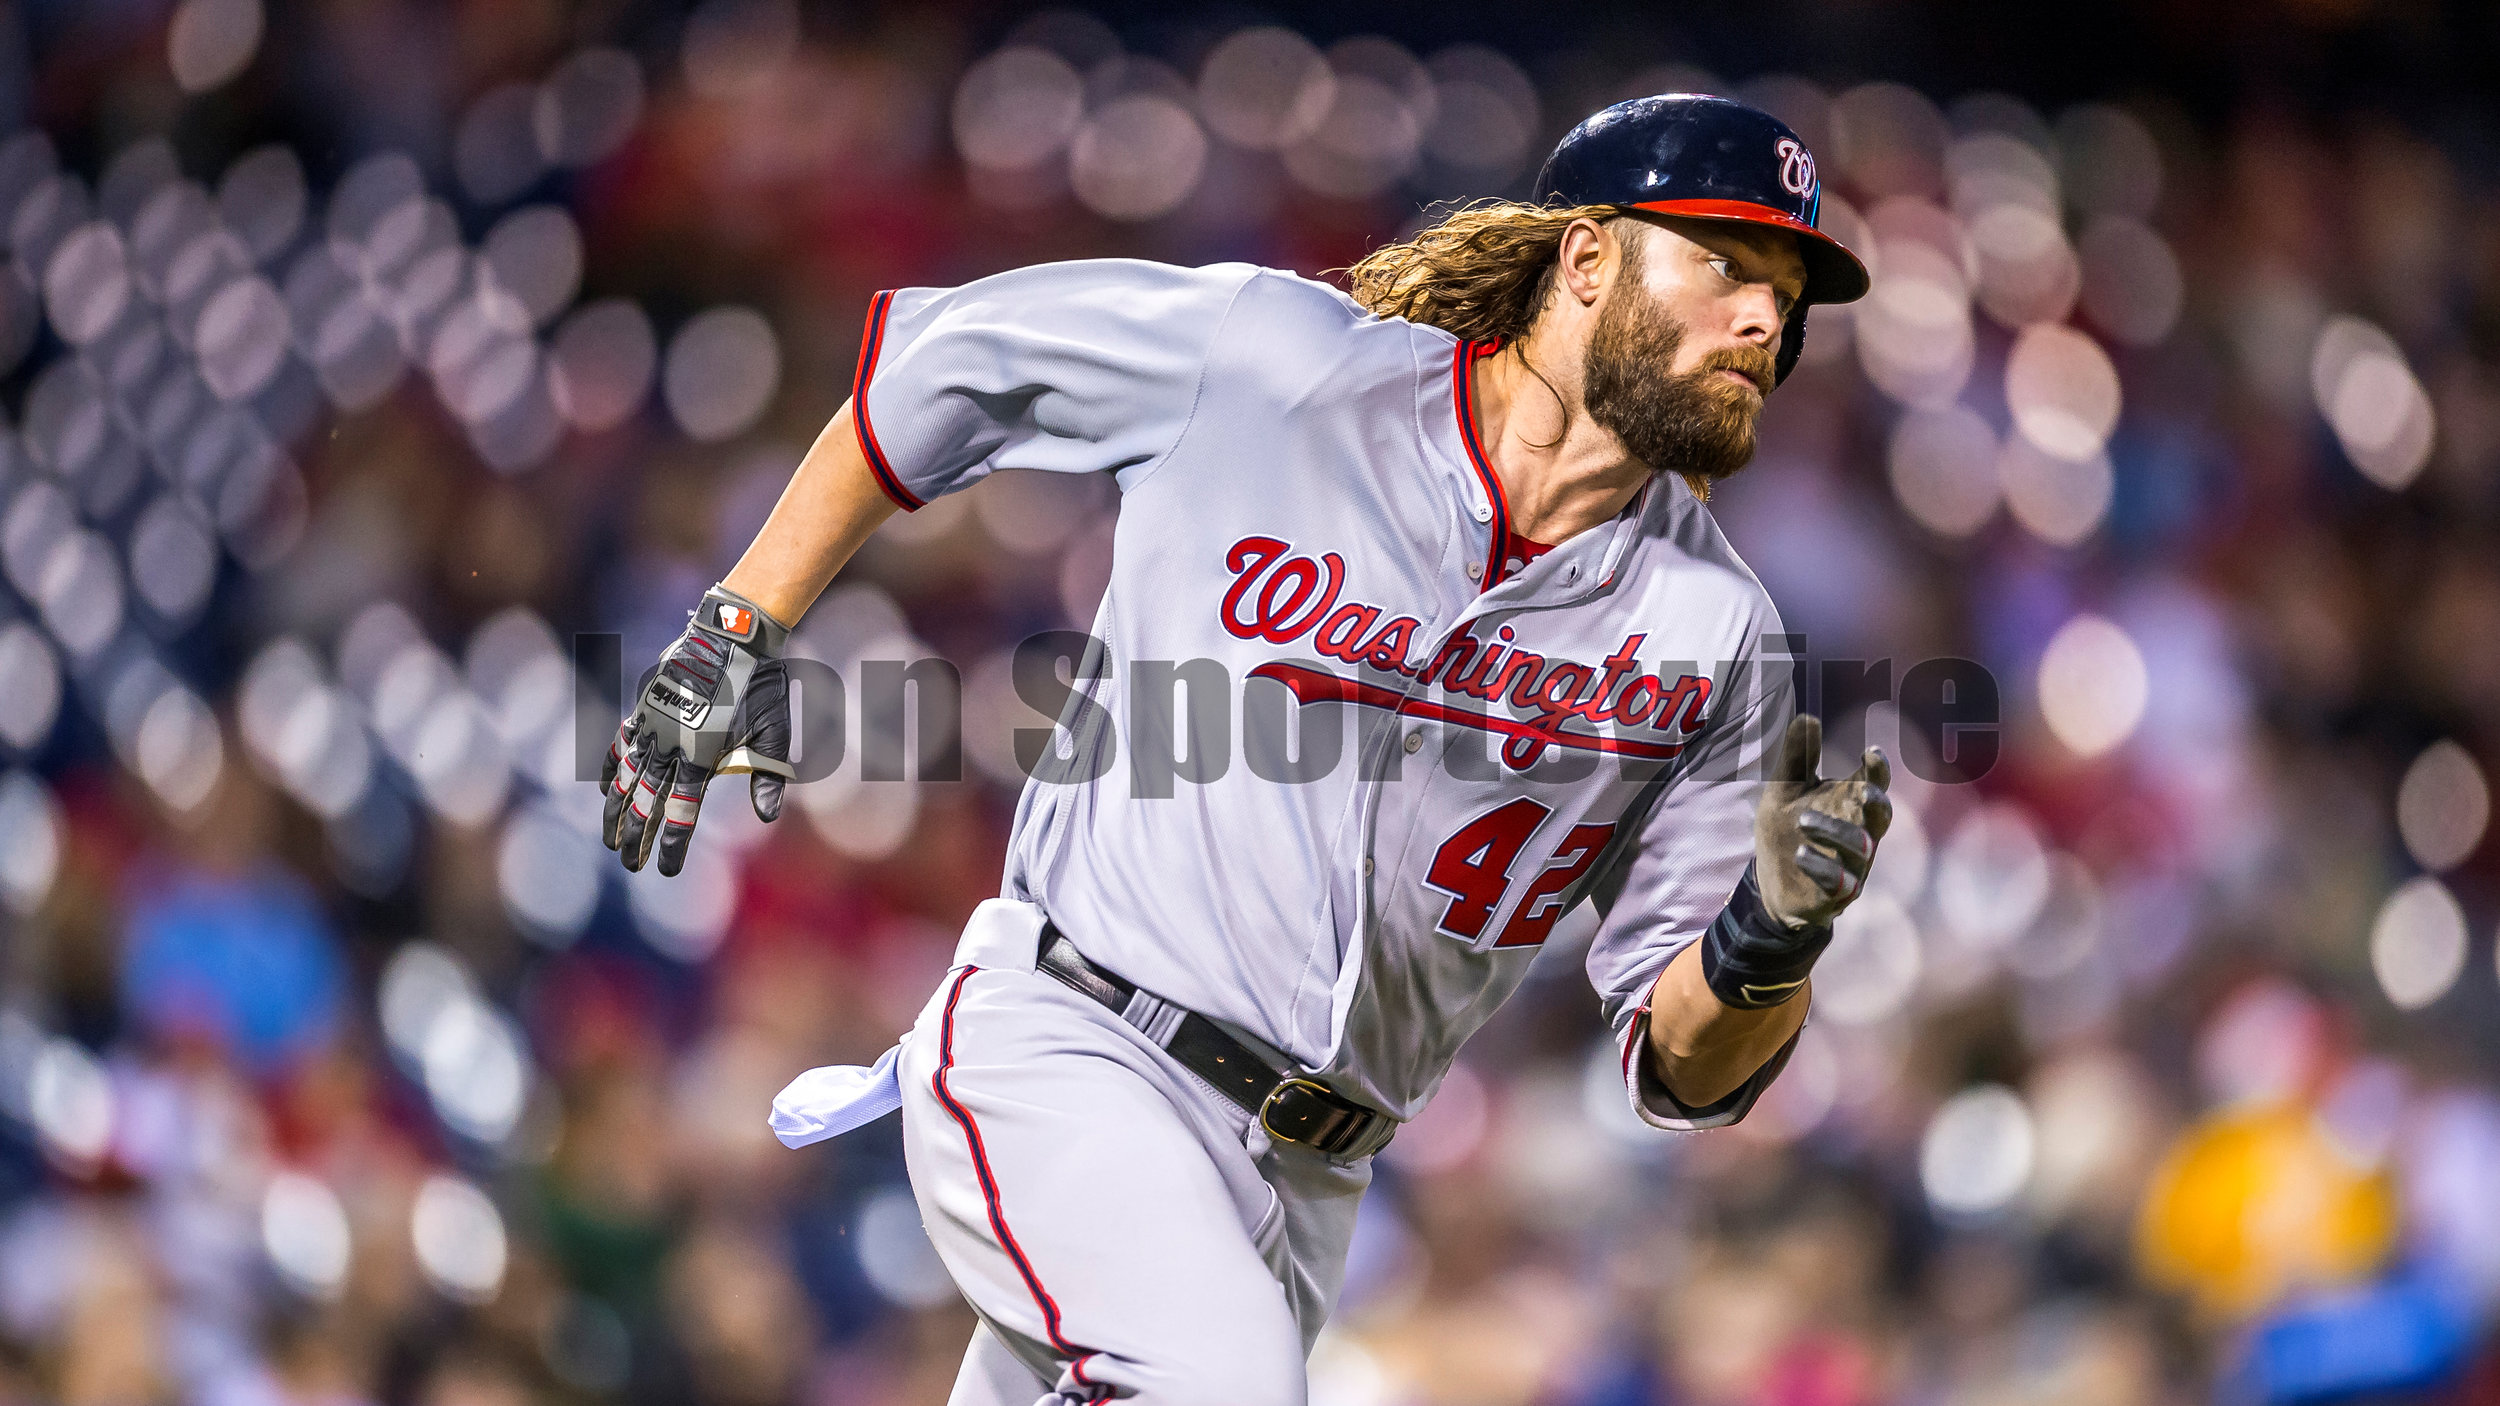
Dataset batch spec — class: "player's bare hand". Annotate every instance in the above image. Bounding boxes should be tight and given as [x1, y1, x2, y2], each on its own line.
[603, 585, 795, 876]
[1753, 713, 1891, 929]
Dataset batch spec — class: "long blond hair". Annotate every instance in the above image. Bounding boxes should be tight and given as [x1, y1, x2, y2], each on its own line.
[1343, 202, 1718, 502]
[1343, 200, 1622, 343]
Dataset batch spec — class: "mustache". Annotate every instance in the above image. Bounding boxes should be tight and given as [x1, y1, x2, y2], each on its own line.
[1691, 345, 1776, 396]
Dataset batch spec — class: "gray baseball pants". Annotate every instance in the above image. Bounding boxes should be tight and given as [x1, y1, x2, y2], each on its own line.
[894, 945, 1372, 1405]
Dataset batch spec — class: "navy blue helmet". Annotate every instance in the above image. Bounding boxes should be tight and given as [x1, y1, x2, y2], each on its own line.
[1533, 93, 1870, 383]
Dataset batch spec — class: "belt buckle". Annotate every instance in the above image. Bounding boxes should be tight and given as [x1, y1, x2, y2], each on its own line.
[1258, 1076, 1370, 1157]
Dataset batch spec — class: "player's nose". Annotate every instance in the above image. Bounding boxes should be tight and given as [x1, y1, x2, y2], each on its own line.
[1730, 282, 1784, 345]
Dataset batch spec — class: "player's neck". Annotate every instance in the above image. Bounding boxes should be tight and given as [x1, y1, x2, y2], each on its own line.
[1470, 337, 1652, 546]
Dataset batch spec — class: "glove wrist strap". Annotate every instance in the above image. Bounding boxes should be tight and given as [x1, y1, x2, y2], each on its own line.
[697, 585, 790, 656]
[1699, 862, 1832, 1010]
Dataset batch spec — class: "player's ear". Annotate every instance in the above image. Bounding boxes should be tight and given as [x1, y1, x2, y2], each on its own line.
[1557, 217, 1614, 307]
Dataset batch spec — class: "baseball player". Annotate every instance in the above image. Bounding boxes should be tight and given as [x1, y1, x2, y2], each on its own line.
[603, 94, 1890, 1403]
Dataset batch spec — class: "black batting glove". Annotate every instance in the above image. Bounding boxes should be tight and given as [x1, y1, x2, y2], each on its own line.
[602, 585, 795, 876]
[1700, 713, 1892, 1009]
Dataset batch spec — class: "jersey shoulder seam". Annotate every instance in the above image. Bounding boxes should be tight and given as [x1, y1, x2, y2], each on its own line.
[1114, 264, 1262, 500]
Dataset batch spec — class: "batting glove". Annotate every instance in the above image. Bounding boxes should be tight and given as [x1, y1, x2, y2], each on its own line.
[1700, 713, 1892, 1008]
[602, 585, 795, 876]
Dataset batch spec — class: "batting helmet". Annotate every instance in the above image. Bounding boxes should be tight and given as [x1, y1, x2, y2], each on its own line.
[1532, 93, 1870, 385]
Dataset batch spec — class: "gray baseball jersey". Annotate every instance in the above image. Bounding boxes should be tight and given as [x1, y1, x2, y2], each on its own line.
[771, 257, 1797, 1151]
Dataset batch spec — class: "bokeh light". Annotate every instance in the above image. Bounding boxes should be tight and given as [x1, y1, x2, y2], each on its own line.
[128, 495, 219, 623]
[1197, 28, 1333, 150]
[28, 1037, 112, 1172]
[43, 222, 130, 345]
[951, 48, 1085, 175]
[2036, 613, 2148, 757]
[1422, 47, 1538, 176]
[1282, 40, 1430, 199]
[419, 996, 529, 1145]
[534, 49, 645, 169]
[166, 0, 262, 95]
[498, 803, 604, 944]
[481, 205, 582, 329]
[854, 1187, 955, 1308]
[411, 1174, 507, 1303]
[2006, 322, 2122, 461]
[379, 943, 469, 1063]
[2076, 216, 2183, 345]
[260, 1171, 351, 1299]
[798, 769, 919, 863]
[625, 843, 738, 961]
[193, 275, 291, 400]
[455, 84, 547, 207]
[2370, 877, 2467, 1011]
[238, 637, 374, 819]
[131, 684, 223, 814]
[1814, 893, 1922, 1025]
[1945, 130, 2058, 219]
[2308, 315, 2435, 490]
[1856, 238, 1973, 406]
[549, 298, 657, 432]
[0, 770, 61, 913]
[2196, 978, 2328, 1109]
[664, 306, 780, 442]
[1935, 804, 2052, 954]
[1068, 96, 1207, 222]
[1886, 403, 1999, 537]
[1997, 435, 2113, 546]
[2396, 740, 2489, 873]
[0, 622, 62, 751]
[2009, 854, 2106, 981]
[1968, 205, 2079, 329]
[1832, 82, 1948, 197]
[216, 144, 304, 262]
[1922, 1084, 2036, 1216]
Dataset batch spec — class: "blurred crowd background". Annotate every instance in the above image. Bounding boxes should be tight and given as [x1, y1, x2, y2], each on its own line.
[0, 0, 2497, 1403]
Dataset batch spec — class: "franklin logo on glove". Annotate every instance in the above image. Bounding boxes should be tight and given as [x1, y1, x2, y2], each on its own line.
[602, 584, 797, 875]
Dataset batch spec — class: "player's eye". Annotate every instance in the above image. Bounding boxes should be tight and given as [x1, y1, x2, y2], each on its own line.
[1708, 257, 1739, 283]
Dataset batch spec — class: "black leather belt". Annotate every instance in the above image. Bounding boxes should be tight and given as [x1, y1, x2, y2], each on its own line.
[1036, 922, 1393, 1159]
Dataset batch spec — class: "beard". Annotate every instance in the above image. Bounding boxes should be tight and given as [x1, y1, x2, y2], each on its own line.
[1582, 271, 1776, 482]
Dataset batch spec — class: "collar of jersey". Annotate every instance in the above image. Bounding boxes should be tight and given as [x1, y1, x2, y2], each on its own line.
[1451, 338, 1655, 602]
[1451, 339, 1512, 593]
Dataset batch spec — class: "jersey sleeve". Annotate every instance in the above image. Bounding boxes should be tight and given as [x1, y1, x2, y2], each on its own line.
[1581, 628, 1799, 1131]
[848, 259, 1257, 511]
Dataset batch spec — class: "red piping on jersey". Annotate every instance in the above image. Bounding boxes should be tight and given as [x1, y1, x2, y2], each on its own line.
[1249, 662, 1686, 761]
[851, 290, 924, 512]
[930, 966, 1101, 1389]
[1451, 339, 1509, 592]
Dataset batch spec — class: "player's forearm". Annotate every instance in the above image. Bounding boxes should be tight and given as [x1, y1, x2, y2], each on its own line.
[1643, 941, 1807, 1108]
[720, 401, 899, 626]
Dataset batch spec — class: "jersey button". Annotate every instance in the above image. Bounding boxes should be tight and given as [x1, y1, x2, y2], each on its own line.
[1402, 731, 1423, 754]
[1473, 503, 1492, 523]
[1465, 561, 1483, 580]
[1362, 857, 1375, 876]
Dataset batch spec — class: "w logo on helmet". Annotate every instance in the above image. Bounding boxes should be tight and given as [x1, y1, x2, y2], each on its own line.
[1775, 138, 1816, 198]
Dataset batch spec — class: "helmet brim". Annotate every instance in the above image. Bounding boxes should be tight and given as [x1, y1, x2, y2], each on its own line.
[1624, 198, 1871, 306]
